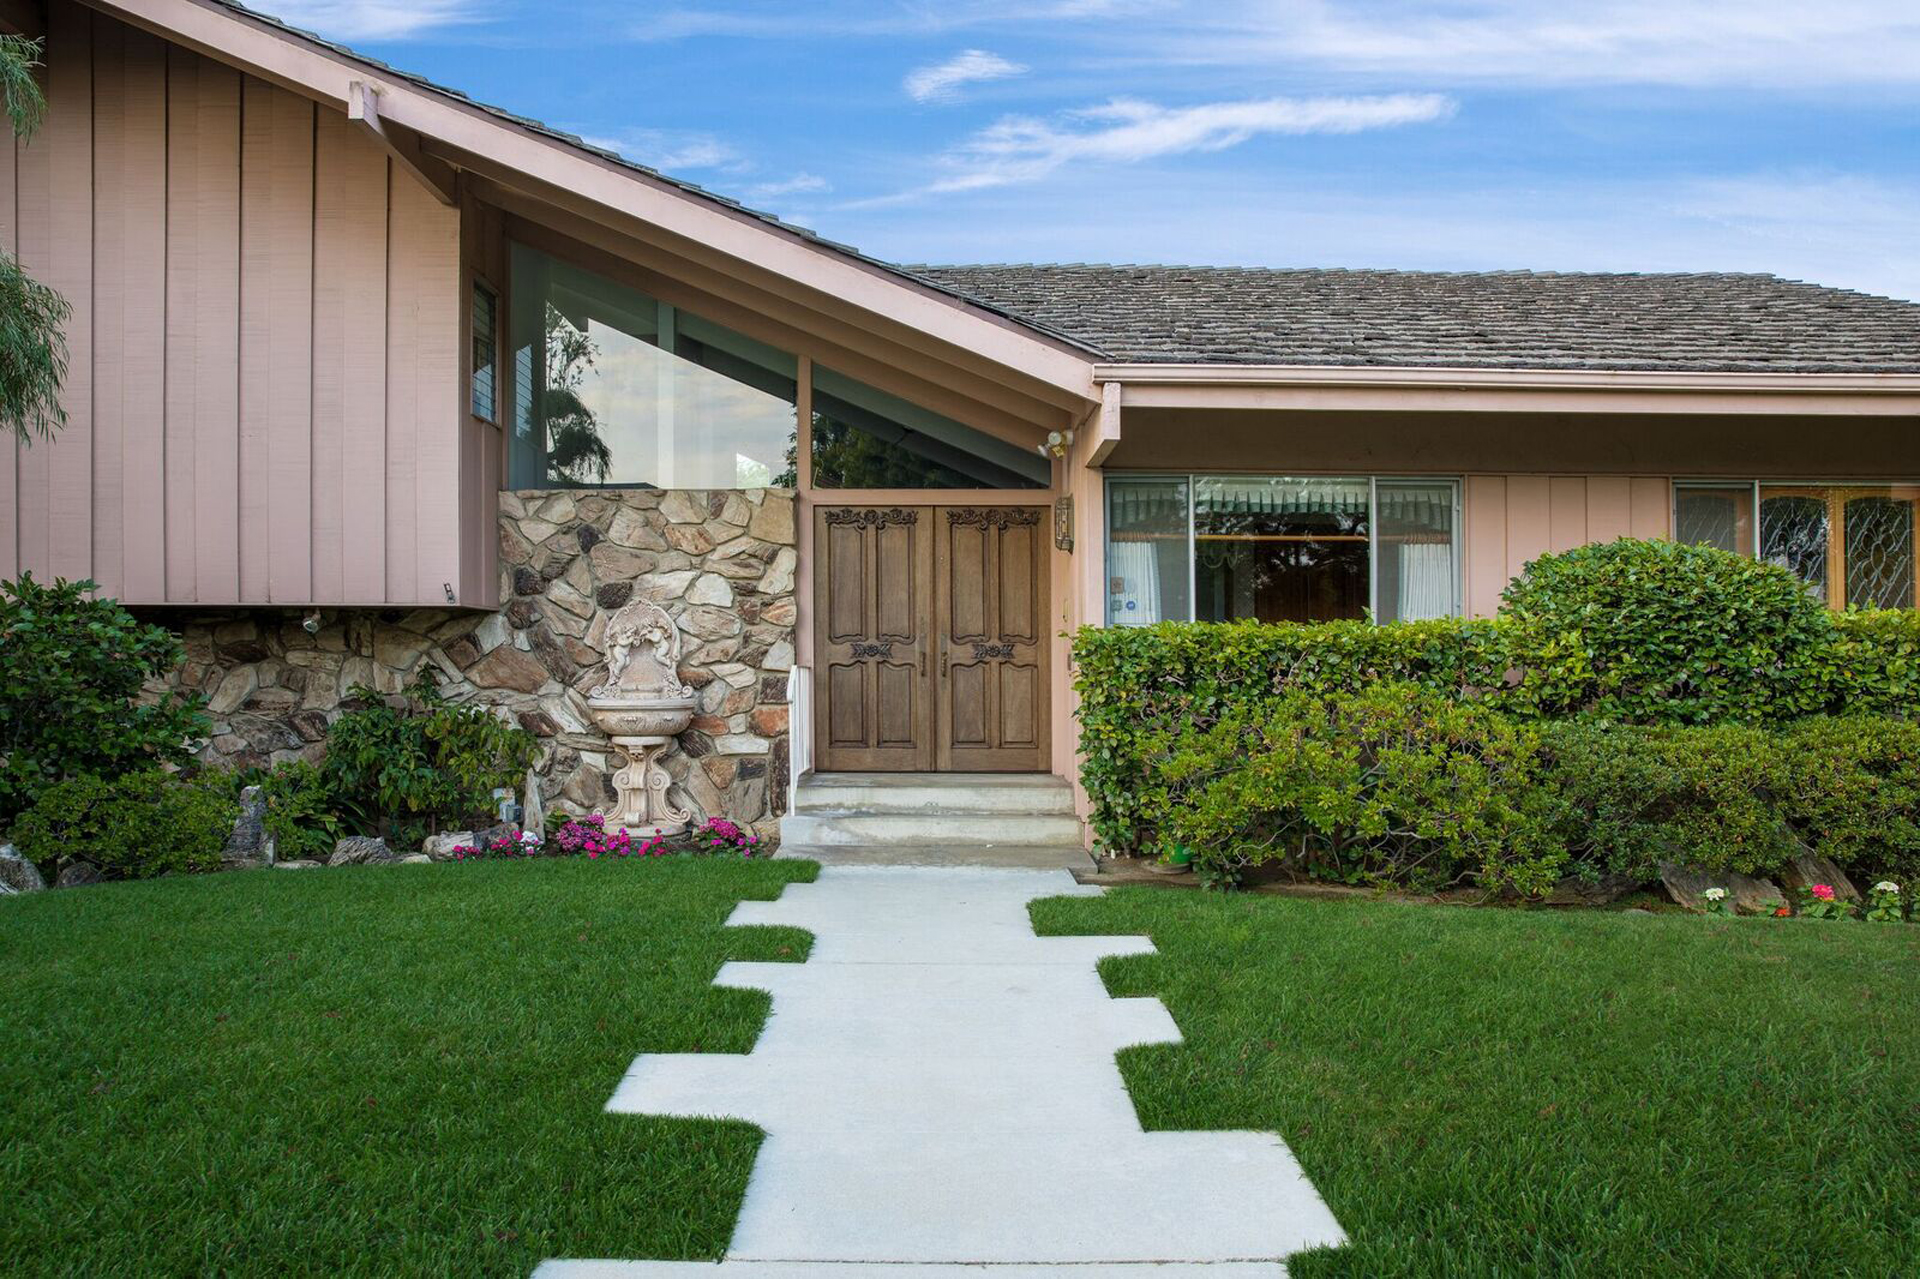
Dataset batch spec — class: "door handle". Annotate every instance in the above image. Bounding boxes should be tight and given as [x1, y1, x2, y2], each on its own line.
[919, 643, 927, 677]
[939, 636, 949, 677]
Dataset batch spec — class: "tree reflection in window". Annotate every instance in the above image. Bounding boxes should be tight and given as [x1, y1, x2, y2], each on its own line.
[1760, 494, 1829, 601]
[539, 303, 612, 486]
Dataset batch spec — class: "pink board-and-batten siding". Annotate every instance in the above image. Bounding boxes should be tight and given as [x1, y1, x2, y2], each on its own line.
[0, 9, 485, 607]
[1463, 475, 1671, 616]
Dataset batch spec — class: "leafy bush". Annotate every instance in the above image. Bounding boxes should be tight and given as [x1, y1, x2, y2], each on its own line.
[1777, 717, 1920, 881]
[1537, 722, 1798, 881]
[1501, 538, 1836, 724]
[1160, 684, 1563, 896]
[0, 573, 210, 830]
[1539, 718, 1920, 885]
[321, 675, 538, 847]
[1821, 609, 1920, 714]
[252, 760, 344, 864]
[12, 769, 237, 880]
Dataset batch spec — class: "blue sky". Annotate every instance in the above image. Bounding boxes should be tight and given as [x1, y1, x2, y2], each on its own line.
[272, 1, 1919, 299]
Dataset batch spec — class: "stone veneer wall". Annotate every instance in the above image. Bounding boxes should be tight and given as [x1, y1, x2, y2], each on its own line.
[154, 488, 798, 839]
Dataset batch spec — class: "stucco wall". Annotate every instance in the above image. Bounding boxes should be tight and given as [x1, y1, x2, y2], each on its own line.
[154, 489, 797, 838]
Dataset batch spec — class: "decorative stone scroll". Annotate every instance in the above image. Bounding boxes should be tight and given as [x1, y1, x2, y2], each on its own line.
[591, 597, 694, 701]
[824, 507, 919, 528]
[946, 507, 1042, 529]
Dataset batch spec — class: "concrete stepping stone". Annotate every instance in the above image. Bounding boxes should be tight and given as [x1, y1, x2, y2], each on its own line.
[538, 866, 1343, 1275]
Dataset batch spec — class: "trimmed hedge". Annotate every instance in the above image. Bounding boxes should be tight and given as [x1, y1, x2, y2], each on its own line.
[1142, 690, 1920, 894]
[1074, 538, 1920, 866]
[1161, 684, 1562, 895]
[1074, 617, 1518, 854]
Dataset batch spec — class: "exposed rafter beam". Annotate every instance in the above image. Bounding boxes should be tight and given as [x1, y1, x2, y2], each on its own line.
[346, 79, 456, 206]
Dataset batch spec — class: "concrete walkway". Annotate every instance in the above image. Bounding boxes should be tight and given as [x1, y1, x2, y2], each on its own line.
[536, 867, 1344, 1276]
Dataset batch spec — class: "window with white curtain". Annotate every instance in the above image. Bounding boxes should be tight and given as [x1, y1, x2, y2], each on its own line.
[1105, 475, 1460, 625]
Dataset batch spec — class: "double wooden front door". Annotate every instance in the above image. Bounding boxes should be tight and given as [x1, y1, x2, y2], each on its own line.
[814, 504, 1049, 772]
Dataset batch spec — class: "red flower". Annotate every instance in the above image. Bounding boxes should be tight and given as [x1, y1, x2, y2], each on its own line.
[1774, 906, 1791, 917]
[1811, 884, 1836, 901]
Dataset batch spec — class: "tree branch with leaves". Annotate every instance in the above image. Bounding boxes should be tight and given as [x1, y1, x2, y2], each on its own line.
[0, 34, 70, 444]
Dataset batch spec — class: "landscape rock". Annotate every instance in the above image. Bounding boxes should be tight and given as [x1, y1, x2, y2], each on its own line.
[398, 853, 434, 865]
[222, 785, 275, 866]
[422, 831, 477, 861]
[274, 859, 323, 870]
[0, 843, 46, 894]
[328, 836, 396, 867]
[56, 861, 105, 888]
[1659, 862, 1785, 915]
[1777, 853, 1861, 902]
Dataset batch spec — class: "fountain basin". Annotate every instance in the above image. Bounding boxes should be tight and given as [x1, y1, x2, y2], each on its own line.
[586, 696, 696, 739]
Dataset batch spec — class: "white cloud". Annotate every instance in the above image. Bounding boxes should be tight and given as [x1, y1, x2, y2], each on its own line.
[259, 0, 485, 41]
[882, 92, 1453, 199]
[747, 173, 834, 198]
[576, 128, 745, 173]
[1173, 1, 1920, 88]
[905, 50, 1029, 102]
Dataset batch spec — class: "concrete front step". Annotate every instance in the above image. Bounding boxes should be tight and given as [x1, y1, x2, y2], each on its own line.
[780, 772, 1087, 851]
[778, 810, 1086, 848]
[793, 771, 1078, 816]
[779, 843, 1093, 870]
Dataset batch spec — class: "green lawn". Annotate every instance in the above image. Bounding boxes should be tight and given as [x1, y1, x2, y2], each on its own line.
[1031, 889, 1920, 1278]
[0, 858, 815, 1277]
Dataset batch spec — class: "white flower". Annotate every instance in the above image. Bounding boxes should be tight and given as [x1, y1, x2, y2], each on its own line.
[1873, 881, 1900, 894]
[1703, 887, 1727, 901]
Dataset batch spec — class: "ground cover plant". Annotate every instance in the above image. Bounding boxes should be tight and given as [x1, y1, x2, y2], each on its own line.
[0, 857, 815, 1275]
[1031, 887, 1920, 1277]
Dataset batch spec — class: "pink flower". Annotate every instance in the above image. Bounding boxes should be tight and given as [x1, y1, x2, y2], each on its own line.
[1811, 884, 1836, 901]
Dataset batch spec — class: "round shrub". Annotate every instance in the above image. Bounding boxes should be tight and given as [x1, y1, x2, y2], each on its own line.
[1500, 537, 1835, 724]
[0, 573, 211, 829]
[12, 769, 238, 881]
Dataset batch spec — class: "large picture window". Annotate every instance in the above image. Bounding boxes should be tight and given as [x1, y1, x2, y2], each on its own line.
[809, 365, 1049, 490]
[507, 243, 798, 489]
[1106, 475, 1460, 625]
[1674, 482, 1919, 610]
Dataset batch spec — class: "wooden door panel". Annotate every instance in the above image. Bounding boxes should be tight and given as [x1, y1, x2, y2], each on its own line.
[815, 506, 933, 771]
[935, 506, 1049, 771]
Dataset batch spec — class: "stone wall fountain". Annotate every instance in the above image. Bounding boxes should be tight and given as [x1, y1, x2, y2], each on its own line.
[586, 596, 698, 837]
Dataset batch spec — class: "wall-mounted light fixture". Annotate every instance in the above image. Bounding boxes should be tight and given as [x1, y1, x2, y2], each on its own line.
[301, 609, 324, 635]
[1036, 428, 1076, 460]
